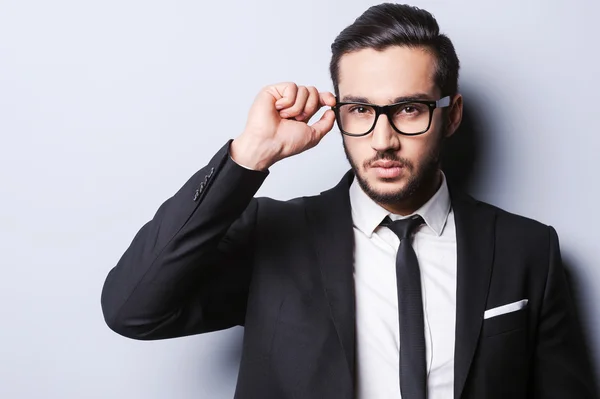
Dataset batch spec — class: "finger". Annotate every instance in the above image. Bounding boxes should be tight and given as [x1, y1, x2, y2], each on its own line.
[271, 83, 298, 110]
[319, 91, 336, 107]
[309, 109, 336, 141]
[299, 86, 320, 122]
[280, 86, 309, 119]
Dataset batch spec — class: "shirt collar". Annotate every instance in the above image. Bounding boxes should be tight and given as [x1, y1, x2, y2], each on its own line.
[349, 172, 451, 237]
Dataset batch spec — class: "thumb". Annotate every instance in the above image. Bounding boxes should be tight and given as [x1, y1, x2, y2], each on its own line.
[309, 109, 336, 141]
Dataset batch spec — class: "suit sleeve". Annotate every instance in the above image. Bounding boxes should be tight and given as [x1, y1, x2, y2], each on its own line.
[100, 140, 269, 340]
[532, 226, 598, 398]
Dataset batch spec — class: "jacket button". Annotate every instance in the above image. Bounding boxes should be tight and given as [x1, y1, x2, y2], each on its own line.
[193, 189, 200, 202]
[208, 167, 215, 178]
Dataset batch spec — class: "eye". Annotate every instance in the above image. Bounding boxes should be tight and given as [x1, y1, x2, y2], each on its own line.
[349, 106, 369, 114]
[395, 103, 427, 117]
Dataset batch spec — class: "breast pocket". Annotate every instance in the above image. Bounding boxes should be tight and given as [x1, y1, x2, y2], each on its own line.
[482, 307, 528, 338]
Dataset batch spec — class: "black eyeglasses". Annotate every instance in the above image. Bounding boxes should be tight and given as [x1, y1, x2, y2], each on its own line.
[331, 96, 451, 137]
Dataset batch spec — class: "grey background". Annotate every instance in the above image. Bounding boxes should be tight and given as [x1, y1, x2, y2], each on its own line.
[1, 0, 598, 398]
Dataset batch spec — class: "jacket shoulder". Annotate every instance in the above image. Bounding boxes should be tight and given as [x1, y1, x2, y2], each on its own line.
[476, 198, 549, 227]
[471, 197, 555, 245]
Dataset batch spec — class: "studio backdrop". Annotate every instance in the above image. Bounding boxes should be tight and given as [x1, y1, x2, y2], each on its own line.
[0, 0, 598, 397]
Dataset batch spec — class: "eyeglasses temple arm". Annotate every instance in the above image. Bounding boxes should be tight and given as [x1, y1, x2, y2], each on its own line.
[436, 96, 451, 108]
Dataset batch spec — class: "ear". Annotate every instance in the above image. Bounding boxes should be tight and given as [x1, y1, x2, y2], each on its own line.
[445, 93, 463, 138]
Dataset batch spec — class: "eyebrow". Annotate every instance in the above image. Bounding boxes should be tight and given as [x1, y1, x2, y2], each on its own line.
[340, 93, 435, 104]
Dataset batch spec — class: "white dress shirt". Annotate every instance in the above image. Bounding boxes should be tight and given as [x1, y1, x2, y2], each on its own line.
[350, 172, 457, 399]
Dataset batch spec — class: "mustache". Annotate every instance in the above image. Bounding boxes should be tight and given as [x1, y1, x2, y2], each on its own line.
[363, 151, 413, 170]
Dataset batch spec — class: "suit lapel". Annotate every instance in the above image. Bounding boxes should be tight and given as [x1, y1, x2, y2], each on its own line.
[304, 171, 356, 388]
[450, 187, 497, 399]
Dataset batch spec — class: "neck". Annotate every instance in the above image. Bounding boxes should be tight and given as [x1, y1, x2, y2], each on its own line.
[380, 170, 442, 216]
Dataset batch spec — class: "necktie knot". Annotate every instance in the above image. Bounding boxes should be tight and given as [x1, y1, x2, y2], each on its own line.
[382, 215, 424, 239]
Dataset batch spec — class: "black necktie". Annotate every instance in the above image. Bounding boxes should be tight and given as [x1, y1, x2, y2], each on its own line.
[382, 215, 427, 399]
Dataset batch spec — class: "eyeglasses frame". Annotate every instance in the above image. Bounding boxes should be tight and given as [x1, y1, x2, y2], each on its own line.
[331, 95, 452, 137]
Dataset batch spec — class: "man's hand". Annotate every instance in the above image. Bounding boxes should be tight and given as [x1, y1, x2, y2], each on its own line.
[230, 82, 337, 171]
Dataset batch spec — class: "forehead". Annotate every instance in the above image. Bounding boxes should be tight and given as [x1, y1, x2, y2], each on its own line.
[337, 46, 439, 102]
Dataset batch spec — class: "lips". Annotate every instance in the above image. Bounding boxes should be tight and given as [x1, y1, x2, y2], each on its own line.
[371, 160, 403, 168]
[370, 160, 404, 179]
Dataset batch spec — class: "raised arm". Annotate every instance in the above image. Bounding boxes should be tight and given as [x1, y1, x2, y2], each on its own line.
[101, 142, 268, 339]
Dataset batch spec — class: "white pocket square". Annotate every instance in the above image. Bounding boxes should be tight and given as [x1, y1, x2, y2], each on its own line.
[484, 299, 528, 320]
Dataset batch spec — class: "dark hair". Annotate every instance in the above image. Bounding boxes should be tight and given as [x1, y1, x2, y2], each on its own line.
[330, 3, 460, 98]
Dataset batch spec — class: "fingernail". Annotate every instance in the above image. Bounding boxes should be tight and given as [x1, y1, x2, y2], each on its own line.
[280, 112, 289, 118]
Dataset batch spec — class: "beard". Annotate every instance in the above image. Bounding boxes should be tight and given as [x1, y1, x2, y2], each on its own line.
[343, 131, 445, 206]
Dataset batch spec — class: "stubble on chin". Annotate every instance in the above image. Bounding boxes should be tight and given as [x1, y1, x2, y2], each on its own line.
[355, 165, 421, 205]
[343, 140, 442, 207]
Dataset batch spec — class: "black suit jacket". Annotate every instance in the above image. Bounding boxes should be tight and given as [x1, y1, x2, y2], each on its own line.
[101, 141, 597, 398]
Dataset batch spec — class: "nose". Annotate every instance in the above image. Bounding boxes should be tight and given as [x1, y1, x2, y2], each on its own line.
[370, 113, 400, 153]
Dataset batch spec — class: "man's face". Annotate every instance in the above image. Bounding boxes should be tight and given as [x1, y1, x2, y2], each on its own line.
[337, 46, 447, 206]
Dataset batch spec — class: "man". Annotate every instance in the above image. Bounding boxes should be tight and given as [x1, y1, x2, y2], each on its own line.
[101, 3, 597, 398]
